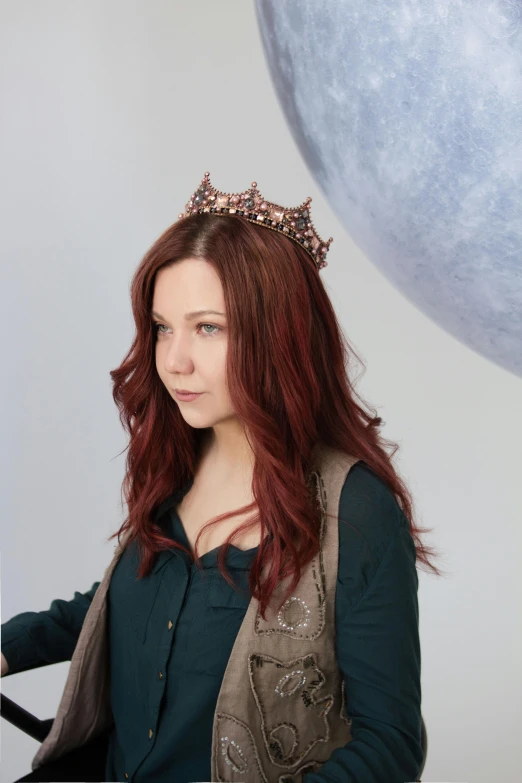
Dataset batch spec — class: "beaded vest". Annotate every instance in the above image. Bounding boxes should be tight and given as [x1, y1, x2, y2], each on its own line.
[30, 442, 360, 782]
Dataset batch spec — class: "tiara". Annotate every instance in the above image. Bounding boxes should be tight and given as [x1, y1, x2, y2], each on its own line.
[177, 172, 333, 270]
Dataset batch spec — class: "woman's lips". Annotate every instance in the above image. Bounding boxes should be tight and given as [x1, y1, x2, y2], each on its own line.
[174, 390, 204, 401]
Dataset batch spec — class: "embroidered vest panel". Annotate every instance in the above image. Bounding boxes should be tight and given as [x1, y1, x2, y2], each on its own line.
[211, 444, 360, 783]
[31, 442, 360, 782]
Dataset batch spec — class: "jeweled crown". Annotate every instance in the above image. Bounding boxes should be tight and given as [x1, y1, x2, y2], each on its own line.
[177, 172, 333, 270]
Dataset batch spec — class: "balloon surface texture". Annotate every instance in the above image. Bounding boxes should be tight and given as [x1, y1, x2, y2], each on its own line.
[256, 0, 522, 377]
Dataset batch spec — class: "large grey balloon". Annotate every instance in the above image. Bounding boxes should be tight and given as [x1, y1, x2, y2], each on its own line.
[256, 0, 522, 377]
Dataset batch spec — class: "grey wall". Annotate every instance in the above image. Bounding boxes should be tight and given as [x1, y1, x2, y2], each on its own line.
[1, 2, 521, 782]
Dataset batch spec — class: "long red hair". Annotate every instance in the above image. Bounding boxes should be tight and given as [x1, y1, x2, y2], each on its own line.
[107, 213, 442, 620]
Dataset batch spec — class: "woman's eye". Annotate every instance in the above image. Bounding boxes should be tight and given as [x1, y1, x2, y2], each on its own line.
[198, 323, 220, 336]
[153, 322, 221, 337]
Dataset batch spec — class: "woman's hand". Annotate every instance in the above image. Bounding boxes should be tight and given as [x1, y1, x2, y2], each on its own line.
[1, 652, 9, 676]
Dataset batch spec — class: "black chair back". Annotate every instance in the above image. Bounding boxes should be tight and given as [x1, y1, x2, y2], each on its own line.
[2, 693, 110, 782]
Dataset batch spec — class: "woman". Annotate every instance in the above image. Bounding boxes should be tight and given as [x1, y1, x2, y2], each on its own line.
[2, 173, 442, 783]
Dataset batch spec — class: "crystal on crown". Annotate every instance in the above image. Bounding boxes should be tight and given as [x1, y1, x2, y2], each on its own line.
[177, 172, 333, 270]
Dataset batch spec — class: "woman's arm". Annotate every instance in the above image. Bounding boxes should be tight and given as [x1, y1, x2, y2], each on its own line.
[1, 580, 100, 676]
[304, 466, 423, 782]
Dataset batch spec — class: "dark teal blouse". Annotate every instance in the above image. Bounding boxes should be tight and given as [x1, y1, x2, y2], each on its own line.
[1, 463, 423, 782]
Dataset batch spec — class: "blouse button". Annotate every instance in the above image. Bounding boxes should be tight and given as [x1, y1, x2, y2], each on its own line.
[168, 620, 173, 629]
[124, 774, 129, 779]
[149, 728, 154, 739]
[159, 671, 163, 679]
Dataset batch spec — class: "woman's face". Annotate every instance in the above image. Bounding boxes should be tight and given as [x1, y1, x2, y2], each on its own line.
[152, 257, 234, 430]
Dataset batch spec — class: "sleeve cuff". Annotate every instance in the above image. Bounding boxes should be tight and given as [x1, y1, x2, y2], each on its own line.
[1, 620, 40, 676]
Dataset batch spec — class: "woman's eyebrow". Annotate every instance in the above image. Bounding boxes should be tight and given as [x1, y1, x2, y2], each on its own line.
[151, 309, 226, 321]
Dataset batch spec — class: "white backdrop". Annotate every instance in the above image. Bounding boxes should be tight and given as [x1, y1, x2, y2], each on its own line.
[1, 2, 521, 782]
